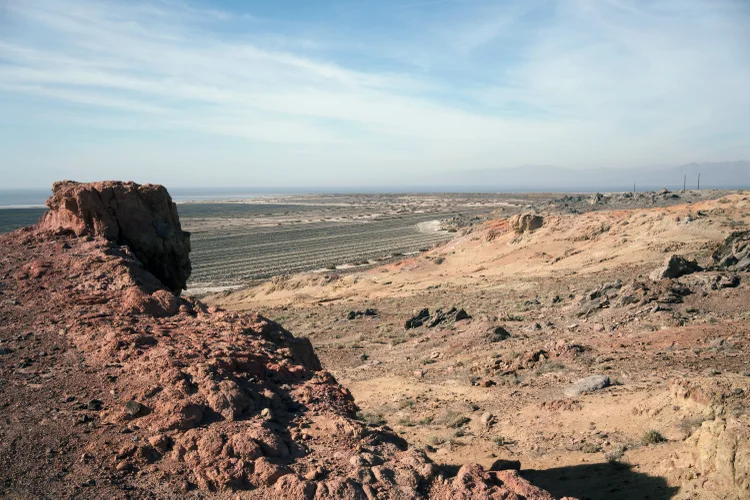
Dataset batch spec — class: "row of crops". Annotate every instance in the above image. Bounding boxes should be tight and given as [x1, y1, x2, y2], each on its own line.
[187, 210, 482, 287]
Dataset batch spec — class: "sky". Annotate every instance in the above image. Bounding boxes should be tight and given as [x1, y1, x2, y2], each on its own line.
[0, 0, 748, 189]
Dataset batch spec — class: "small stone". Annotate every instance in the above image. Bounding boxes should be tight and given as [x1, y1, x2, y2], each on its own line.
[87, 399, 103, 411]
[709, 338, 725, 349]
[115, 461, 131, 472]
[304, 467, 324, 481]
[76, 414, 92, 424]
[486, 326, 511, 342]
[147, 434, 170, 453]
[125, 400, 142, 417]
[430, 351, 440, 359]
[478, 378, 496, 387]
[481, 412, 495, 428]
[455, 309, 471, 321]
[261, 408, 273, 419]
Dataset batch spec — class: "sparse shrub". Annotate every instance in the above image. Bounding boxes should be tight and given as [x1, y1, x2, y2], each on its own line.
[391, 336, 406, 346]
[641, 430, 666, 445]
[453, 428, 466, 438]
[535, 362, 566, 376]
[397, 417, 415, 427]
[580, 442, 601, 453]
[605, 444, 627, 464]
[437, 410, 470, 428]
[434, 256, 445, 265]
[492, 435, 507, 447]
[398, 399, 415, 410]
[419, 416, 434, 425]
[447, 415, 471, 428]
[357, 411, 385, 426]
[679, 417, 705, 437]
[428, 435, 445, 446]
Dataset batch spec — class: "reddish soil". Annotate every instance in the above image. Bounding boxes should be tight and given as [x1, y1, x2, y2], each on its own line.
[0, 182, 558, 499]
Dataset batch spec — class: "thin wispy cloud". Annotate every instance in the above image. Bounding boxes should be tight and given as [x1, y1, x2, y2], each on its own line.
[0, 0, 748, 188]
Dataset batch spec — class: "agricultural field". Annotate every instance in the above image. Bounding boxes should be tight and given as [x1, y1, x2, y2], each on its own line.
[182, 194, 521, 291]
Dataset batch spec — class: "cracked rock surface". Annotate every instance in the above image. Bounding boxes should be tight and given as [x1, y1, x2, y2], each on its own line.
[39, 180, 191, 294]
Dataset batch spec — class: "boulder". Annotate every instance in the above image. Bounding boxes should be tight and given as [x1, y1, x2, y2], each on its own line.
[712, 231, 750, 272]
[405, 308, 430, 329]
[649, 255, 702, 281]
[564, 375, 610, 398]
[39, 181, 191, 294]
[485, 326, 511, 342]
[510, 213, 544, 234]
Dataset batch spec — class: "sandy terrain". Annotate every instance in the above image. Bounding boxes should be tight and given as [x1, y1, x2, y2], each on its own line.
[1, 181, 561, 499]
[210, 191, 750, 499]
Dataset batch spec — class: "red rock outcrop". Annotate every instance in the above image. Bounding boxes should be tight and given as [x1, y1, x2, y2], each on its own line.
[0, 182, 559, 499]
[39, 180, 191, 294]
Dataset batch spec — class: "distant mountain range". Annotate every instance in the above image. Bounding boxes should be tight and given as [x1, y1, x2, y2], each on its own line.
[439, 161, 750, 192]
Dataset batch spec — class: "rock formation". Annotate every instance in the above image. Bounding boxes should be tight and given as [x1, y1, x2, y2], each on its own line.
[649, 254, 702, 281]
[39, 180, 191, 294]
[0, 182, 557, 499]
[510, 213, 544, 234]
[712, 230, 750, 272]
[688, 417, 750, 495]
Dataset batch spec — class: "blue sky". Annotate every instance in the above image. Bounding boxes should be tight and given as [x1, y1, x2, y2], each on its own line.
[0, 0, 748, 188]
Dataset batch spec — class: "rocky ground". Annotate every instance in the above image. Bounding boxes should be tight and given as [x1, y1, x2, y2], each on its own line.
[212, 191, 750, 499]
[0, 181, 558, 499]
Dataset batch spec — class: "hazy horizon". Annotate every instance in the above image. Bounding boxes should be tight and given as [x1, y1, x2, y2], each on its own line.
[2, 160, 749, 209]
[1, 0, 749, 188]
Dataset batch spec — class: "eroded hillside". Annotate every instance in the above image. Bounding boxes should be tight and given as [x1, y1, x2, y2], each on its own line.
[212, 192, 750, 499]
[0, 181, 556, 499]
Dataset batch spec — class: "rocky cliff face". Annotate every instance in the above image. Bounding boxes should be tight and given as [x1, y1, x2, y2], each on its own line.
[0, 182, 559, 499]
[39, 180, 191, 294]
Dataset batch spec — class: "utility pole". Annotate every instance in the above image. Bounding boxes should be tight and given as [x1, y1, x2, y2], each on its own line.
[633, 183, 636, 194]
[683, 175, 686, 192]
[698, 173, 701, 190]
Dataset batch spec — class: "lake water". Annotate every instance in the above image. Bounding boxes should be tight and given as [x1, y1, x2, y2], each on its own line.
[0, 188, 288, 208]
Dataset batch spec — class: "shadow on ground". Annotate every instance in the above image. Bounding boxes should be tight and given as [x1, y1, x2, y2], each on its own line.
[521, 462, 679, 500]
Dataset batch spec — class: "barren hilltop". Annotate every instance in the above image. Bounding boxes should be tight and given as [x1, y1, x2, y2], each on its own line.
[0, 181, 560, 499]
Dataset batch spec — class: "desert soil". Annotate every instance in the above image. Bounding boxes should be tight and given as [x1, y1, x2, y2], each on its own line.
[210, 190, 750, 500]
